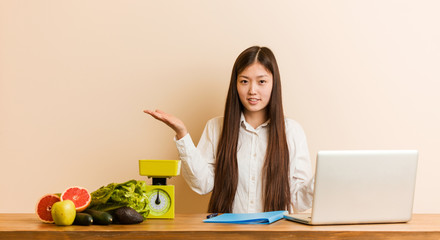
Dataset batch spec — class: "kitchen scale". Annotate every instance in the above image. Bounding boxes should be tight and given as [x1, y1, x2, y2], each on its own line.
[139, 159, 181, 219]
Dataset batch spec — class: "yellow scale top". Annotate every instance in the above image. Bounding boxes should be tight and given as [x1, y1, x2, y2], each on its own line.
[139, 160, 181, 178]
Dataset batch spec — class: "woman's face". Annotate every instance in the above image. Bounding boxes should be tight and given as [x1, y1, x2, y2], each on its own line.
[237, 62, 273, 117]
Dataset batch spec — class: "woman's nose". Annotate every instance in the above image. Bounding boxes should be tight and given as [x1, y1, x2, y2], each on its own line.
[248, 82, 257, 94]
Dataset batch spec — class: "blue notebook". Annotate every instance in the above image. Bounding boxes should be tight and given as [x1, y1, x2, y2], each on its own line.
[203, 211, 288, 224]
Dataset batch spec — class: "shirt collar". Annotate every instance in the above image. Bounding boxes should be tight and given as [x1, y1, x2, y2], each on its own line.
[240, 113, 270, 132]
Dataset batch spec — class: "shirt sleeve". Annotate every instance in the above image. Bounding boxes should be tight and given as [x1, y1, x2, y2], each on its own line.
[287, 119, 314, 213]
[174, 118, 219, 195]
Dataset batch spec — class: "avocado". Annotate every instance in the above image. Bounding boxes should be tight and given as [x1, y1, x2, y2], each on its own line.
[112, 207, 144, 224]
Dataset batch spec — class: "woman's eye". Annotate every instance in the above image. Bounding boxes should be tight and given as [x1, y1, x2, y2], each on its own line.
[240, 79, 248, 84]
[259, 80, 266, 84]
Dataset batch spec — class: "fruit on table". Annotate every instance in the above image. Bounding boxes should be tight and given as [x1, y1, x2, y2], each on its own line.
[35, 194, 61, 223]
[51, 200, 76, 226]
[36, 182, 147, 226]
[112, 206, 144, 224]
[73, 212, 93, 226]
[84, 209, 113, 225]
[61, 186, 91, 212]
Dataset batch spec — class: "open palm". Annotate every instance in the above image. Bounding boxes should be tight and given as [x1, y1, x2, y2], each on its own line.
[143, 109, 188, 139]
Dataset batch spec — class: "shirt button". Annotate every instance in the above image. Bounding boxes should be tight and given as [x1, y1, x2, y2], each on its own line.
[251, 176, 256, 181]
[250, 200, 254, 204]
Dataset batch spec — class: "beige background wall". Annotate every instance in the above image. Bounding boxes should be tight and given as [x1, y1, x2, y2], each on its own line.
[1, 0, 439, 213]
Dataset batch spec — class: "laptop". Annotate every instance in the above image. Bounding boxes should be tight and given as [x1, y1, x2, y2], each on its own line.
[284, 150, 418, 225]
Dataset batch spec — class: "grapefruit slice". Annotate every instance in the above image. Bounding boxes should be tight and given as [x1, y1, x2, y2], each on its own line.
[35, 194, 61, 223]
[61, 186, 91, 212]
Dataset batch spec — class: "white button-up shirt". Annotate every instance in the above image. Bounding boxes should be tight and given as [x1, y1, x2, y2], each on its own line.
[175, 114, 314, 213]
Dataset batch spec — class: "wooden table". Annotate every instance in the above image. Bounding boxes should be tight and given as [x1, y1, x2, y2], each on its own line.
[1, 213, 440, 239]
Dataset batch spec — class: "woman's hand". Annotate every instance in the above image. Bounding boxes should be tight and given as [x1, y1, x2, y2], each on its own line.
[143, 109, 188, 140]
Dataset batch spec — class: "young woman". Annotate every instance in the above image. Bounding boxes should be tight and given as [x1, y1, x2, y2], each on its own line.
[144, 46, 313, 213]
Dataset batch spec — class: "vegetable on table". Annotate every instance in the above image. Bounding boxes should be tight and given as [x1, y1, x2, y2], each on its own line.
[88, 180, 150, 219]
[84, 209, 113, 225]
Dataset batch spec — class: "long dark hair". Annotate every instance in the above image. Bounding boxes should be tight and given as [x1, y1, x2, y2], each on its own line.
[208, 46, 291, 213]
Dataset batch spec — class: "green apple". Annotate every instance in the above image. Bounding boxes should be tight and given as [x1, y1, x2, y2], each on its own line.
[51, 200, 76, 226]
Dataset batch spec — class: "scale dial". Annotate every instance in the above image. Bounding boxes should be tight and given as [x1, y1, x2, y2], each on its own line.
[146, 189, 171, 216]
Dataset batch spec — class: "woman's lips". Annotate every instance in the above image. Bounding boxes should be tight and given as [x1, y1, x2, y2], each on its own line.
[247, 98, 260, 105]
